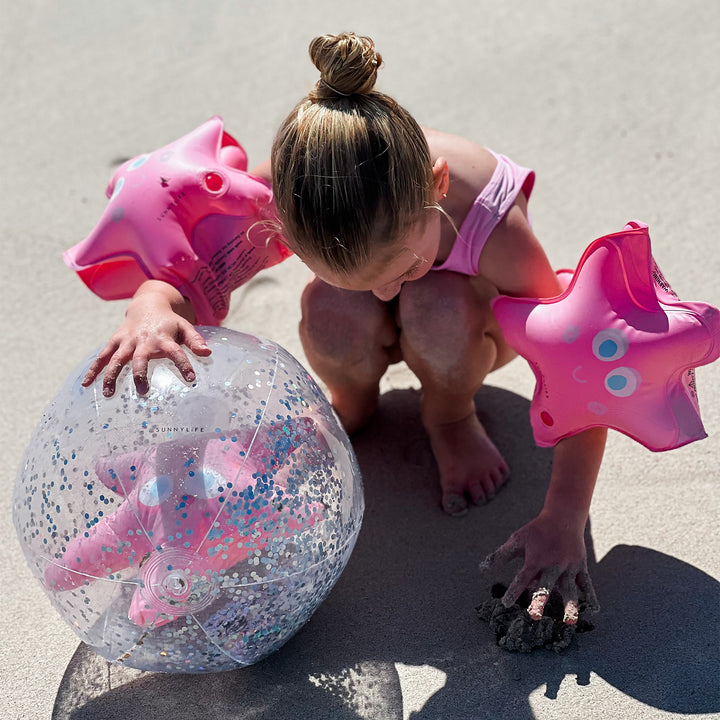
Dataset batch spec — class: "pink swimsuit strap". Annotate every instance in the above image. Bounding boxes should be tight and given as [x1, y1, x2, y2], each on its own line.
[433, 151, 535, 276]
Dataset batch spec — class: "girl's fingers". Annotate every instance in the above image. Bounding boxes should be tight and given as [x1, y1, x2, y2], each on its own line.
[182, 326, 211, 356]
[527, 587, 550, 620]
[556, 572, 580, 625]
[82, 342, 119, 386]
[563, 598, 579, 625]
[82, 319, 206, 395]
[165, 345, 197, 383]
[93, 334, 204, 397]
[528, 568, 562, 619]
[479, 535, 523, 573]
[576, 567, 600, 614]
[501, 566, 536, 608]
[102, 354, 131, 397]
[131, 354, 151, 395]
[82, 359, 103, 387]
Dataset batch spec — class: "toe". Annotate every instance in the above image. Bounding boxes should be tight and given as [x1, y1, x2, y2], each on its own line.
[442, 493, 469, 517]
[492, 465, 510, 493]
[470, 482, 492, 505]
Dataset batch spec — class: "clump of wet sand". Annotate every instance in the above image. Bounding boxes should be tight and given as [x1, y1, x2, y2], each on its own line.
[476, 583, 594, 653]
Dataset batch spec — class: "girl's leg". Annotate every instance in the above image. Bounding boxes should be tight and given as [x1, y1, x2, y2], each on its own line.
[397, 270, 516, 516]
[299, 276, 400, 433]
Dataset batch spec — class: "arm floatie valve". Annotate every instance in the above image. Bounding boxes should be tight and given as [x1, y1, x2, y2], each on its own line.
[491, 222, 720, 451]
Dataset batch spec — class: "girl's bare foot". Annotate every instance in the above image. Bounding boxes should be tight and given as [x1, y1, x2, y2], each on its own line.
[425, 412, 509, 516]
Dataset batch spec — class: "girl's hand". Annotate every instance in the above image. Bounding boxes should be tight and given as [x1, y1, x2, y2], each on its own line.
[82, 282, 211, 396]
[479, 511, 599, 625]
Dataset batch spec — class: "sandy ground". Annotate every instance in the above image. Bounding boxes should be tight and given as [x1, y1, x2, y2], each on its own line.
[2, 2, 719, 718]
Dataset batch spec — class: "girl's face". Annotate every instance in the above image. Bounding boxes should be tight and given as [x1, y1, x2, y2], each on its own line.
[304, 210, 443, 301]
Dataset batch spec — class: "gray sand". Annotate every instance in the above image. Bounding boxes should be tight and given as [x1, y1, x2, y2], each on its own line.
[2, 2, 719, 719]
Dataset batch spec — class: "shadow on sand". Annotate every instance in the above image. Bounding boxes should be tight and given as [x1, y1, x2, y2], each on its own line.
[53, 387, 720, 720]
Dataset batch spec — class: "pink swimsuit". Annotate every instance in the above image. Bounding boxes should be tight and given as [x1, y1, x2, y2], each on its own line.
[432, 152, 535, 277]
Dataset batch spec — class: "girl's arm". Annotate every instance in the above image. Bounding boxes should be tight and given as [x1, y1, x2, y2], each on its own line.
[478, 199, 606, 622]
[82, 280, 211, 396]
[79, 155, 277, 397]
[248, 159, 272, 183]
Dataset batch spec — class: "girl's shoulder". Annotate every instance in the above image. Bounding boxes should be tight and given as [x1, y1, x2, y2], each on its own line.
[422, 127, 497, 184]
[422, 126, 498, 204]
[422, 126, 498, 228]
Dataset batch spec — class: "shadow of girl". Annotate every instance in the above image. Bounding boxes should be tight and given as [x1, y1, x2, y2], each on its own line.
[52, 386, 718, 719]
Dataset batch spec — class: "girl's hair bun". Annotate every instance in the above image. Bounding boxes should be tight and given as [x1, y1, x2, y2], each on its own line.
[309, 32, 382, 99]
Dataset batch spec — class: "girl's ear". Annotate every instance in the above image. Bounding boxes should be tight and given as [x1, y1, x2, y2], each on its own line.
[431, 157, 450, 200]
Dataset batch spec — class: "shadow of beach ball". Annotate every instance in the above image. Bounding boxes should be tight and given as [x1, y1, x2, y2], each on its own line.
[14, 327, 364, 673]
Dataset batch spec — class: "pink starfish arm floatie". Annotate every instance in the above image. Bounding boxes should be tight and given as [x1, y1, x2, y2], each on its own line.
[44, 418, 327, 627]
[491, 222, 720, 451]
[63, 117, 291, 324]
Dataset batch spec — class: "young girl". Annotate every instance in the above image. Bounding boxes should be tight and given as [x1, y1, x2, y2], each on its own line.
[80, 32, 605, 625]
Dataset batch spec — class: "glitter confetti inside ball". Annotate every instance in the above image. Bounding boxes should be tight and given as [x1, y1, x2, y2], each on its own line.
[14, 328, 364, 673]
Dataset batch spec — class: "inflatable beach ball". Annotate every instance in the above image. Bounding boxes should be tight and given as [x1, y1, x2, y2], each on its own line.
[14, 328, 363, 673]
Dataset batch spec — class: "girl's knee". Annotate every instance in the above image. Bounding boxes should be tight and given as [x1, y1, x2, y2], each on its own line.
[300, 276, 345, 326]
[300, 278, 397, 359]
[398, 271, 496, 343]
[398, 271, 515, 383]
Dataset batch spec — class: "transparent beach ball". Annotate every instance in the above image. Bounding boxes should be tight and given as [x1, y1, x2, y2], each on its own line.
[14, 328, 364, 673]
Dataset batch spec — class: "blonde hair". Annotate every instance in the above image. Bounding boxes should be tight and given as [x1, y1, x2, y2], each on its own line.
[271, 32, 436, 275]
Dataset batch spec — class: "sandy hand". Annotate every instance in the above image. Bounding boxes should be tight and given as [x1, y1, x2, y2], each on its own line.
[479, 512, 599, 625]
[82, 284, 211, 396]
